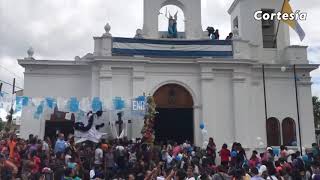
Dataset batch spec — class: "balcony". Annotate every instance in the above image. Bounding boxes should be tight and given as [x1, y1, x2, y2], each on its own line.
[111, 37, 233, 58]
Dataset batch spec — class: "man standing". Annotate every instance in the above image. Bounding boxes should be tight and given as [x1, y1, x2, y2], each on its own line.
[94, 143, 103, 166]
[54, 133, 67, 154]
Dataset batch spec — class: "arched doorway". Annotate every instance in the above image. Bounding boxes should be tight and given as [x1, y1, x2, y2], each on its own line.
[266, 117, 281, 146]
[153, 83, 194, 144]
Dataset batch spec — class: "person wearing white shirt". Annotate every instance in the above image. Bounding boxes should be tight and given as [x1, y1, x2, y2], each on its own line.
[186, 166, 196, 180]
[94, 143, 103, 165]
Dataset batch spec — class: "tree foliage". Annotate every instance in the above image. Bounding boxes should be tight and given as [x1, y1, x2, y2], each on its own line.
[313, 96, 320, 128]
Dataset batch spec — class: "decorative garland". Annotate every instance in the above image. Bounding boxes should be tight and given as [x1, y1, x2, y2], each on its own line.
[141, 95, 157, 144]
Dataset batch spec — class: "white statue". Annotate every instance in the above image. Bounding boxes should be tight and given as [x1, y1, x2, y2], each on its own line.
[134, 29, 144, 39]
[25, 47, 35, 60]
[102, 23, 112, 37]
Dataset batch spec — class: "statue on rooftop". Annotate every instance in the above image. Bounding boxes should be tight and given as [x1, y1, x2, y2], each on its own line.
[165, 10, 178, 38]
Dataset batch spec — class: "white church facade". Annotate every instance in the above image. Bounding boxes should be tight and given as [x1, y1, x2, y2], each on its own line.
[18, 0, 317, 149]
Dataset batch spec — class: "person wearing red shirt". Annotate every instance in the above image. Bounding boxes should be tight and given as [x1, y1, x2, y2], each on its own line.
[29, 151, 41, 179]
[8, 135, 17, 160]
[219, 144, 231, 167]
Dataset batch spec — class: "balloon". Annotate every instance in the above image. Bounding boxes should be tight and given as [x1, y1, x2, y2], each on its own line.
[281, 66, 286, 72]
[231, 151, 237, 158]
[202, 129, 208, 140]
[200, 123, 205, 129]
[176, 154, 183, 161]
[256, 137, 262, 141]
[202, 141, 208, 149]
[259, 142, 264, 146]
[273, 148, 280, 156]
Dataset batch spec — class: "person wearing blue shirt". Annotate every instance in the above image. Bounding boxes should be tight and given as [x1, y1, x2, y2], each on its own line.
[54, 133, 67, 154]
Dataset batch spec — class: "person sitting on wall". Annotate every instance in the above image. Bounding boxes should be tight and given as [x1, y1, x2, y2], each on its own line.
[214, 29, 220, 40]
[226, 32, 233, 40]
[206, 27, 215, 39]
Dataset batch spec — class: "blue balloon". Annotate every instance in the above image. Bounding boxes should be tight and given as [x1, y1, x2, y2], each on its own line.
[92, 97, 102, 112]
[231, 151, 237, 158]
[273, 148, 280, 156]
[113, 97, 125, 110]
[200, 123, 205, 129]
[69, 97, 79, 113]
[176, 155, 182, 161]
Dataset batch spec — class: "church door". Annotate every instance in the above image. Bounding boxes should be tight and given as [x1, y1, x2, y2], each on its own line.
[153, 84, 194, 144]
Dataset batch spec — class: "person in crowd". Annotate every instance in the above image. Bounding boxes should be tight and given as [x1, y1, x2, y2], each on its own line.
[250, 167, 264, 180]
[186, 165, 195, 180]
[207, 137, 217, 165]
[214, 29, 220, 40]
[3, 131, 320, 180]
[249, 150, 260, 168]
[54, 133, 67, 154]
[226, 32, 233, 40]
[219, 143, 230, 167]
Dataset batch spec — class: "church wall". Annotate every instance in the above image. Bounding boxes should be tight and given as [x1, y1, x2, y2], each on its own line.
[211, 70, 234, 148]
[20, 66, 91, 139]
[23, 66, 91, 98]
[297, 83, 316, 147]
[248, 71, 267, 149]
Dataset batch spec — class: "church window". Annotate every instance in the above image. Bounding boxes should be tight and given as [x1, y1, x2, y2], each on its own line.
[282, 118, 297, 146]
[266, 117, 281, 146]
[261, 9, 277, 48]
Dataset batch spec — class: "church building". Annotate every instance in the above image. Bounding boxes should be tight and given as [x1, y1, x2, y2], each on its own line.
[18, 0, 317, 149]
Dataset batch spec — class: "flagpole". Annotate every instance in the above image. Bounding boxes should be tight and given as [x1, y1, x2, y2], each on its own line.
[293, 65, 303, 156]
[273, 0, 286, 47]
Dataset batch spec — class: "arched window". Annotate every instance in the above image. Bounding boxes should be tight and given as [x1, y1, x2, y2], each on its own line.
[266, 117, 281, 146]
[282, 118, 297, 146]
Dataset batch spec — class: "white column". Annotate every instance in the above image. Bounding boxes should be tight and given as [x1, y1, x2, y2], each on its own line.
[232, 71, 250, 147]
[297, 80, 315, 148]
[193, 104, 202, 147]
[200, 65, 215, 143]
[99, 65, 112, 103]
[91, 65, 100, 97]
[131, 66, 146, 139]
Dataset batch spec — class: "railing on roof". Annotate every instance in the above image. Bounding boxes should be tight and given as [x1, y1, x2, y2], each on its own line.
[112, 37, 233, 58]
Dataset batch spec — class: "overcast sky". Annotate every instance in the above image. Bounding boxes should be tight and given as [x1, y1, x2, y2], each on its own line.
[0, 0, 320, 96]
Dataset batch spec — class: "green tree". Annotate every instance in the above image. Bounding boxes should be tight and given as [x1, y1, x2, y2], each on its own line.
[313, 96, 320, 128]
[0, 118, 4, 131]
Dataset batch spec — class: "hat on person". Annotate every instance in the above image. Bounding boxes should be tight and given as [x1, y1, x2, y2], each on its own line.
[259, 165, 267, 175]
[267, 147, 273, 151]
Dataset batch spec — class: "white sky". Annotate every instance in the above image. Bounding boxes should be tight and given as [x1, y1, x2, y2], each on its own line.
[0, 0, 320, 96]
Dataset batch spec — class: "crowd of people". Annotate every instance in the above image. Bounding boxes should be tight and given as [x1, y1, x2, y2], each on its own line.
[1, 132, 320, 180]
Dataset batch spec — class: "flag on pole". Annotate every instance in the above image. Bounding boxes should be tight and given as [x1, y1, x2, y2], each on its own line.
[281, 0, 305, 41]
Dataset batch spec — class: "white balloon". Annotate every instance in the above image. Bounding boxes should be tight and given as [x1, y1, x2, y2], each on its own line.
[259, 142, 264, 146]
[256, 137, 262, 141]
[281, 66, 286, 72]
